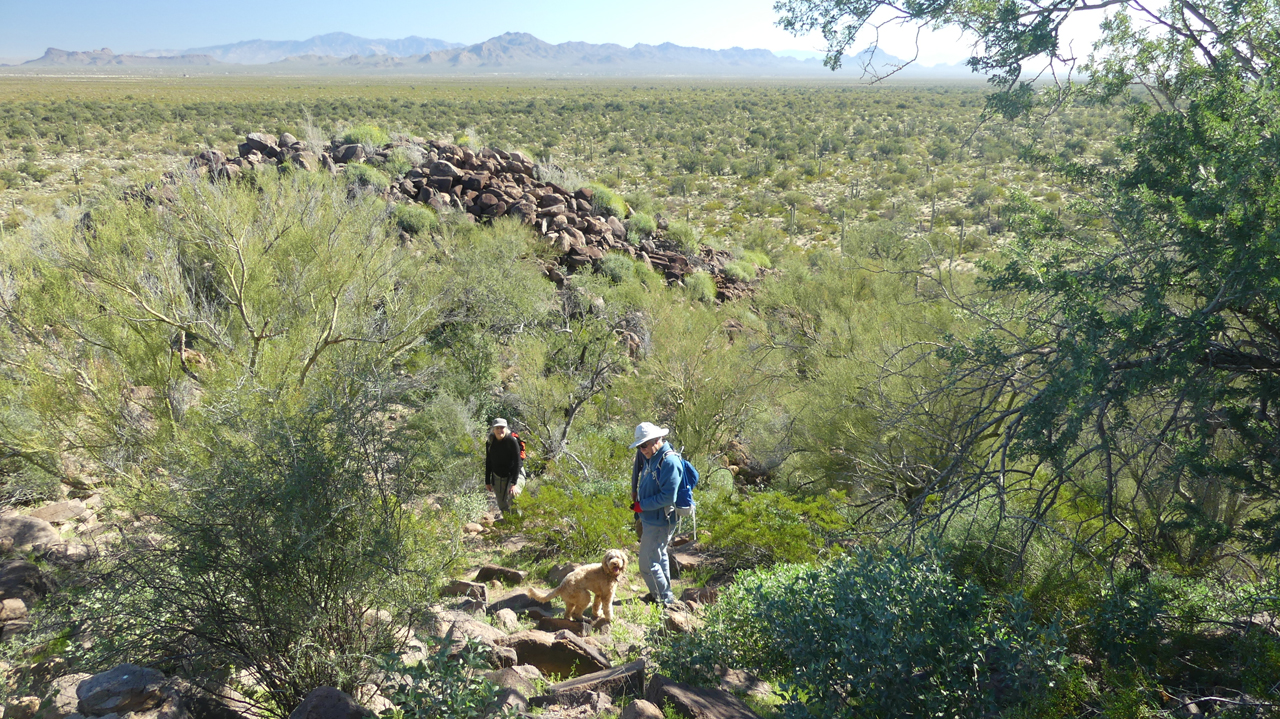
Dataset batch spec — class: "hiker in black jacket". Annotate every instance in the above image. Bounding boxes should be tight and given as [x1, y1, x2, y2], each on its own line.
[485, 418, 524, 518]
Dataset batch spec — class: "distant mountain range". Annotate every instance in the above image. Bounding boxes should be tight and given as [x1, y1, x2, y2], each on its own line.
[21, 47, 221, 67]
[165, 32, 463, 64]
[11, 31, 979, 78]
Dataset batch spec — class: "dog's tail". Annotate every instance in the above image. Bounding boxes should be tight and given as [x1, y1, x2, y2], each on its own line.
[527, 583, 563, 603]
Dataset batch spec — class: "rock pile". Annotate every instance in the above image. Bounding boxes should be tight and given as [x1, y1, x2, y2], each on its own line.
[189, 134, 757, 302]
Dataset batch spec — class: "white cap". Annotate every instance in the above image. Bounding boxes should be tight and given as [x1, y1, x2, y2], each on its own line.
[491, 418, 508, 428]
[629, 421, 669, 449]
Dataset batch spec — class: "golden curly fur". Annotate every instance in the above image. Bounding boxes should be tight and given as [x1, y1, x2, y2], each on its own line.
[528, 549, 628, 622]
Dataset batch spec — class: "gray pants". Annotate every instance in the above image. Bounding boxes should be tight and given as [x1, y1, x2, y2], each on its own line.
[490, 471, 523, 515]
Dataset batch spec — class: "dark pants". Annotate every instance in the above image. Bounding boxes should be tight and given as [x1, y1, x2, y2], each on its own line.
[490, 472, 521, 515]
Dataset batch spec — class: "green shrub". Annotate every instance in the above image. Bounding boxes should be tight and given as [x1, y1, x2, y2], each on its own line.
[721, 260, 755, 283]
[701, 490, 844, 569]
[624, 192, 661, 215]
[378, 634, 500, 719]
[380, 146, 418, 177]
[512, 483, 635, 561]
[77, 385, 459, 712]
[683, 271, 716, 303]
[393, 204, 439, 237]
[589, 184, 627, 218]
[342, 124, 390, 147]
[345, 163, 390, 191]
[666, 221, 699, 252]
[627, 212, 657, 241]
[656, 551, 1066, 719]
[598, 252, 636, 284]
[738, 249, 772, 269]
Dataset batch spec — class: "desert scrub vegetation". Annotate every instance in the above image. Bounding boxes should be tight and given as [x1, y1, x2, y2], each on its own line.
[0, 80, 1123, 262]
[656, 550, 1067, 719]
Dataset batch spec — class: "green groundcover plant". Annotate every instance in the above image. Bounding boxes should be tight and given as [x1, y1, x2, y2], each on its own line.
[657, 549, 1066, 719]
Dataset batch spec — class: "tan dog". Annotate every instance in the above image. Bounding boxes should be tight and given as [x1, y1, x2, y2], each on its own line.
[528, 549, 628, 622]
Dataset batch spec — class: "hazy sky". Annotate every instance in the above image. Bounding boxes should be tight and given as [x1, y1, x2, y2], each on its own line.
[0, 0, 1103, 66]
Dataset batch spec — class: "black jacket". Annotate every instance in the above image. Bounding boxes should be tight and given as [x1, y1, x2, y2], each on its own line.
[485, 433, 523, 481]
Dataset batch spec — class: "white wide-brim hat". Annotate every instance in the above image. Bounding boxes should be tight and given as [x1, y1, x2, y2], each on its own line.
[629, 421, 669, 449]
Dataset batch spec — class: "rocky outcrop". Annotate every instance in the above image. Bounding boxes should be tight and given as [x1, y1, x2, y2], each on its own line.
[494, 629, 610, 678]
[534, 659, 645, 705]
[644, 674, 761, 719]
[0, 515, 61, 551]
[188, 135, 758, 302]
[287, 687, 372, 719]
[76, 664, 168, 716]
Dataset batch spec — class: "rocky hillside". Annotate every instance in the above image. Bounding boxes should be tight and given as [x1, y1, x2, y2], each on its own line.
[187, 132, 758, 301]
[0, 492, 765, 719]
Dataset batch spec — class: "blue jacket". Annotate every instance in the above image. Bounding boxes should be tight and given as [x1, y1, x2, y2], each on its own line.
[634, 441, 682, 526]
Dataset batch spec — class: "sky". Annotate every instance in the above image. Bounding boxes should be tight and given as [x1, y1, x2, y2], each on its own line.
[0, 0, 1105, 66]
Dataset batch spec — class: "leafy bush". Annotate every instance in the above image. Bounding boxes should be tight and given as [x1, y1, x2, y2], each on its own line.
[380, 147, 419, 177]
[598, 252, 636, 284]
[512, 482, 634, 561]
[666, 221, 699, 252]
[627, 212, 657, 241]
[656, 551, 1066, 719]
[394, 204, 439, 237]
[378, 634, 501, 719]
[589, 184, 627, 218]
[722, 260, 756, 283]
[700, 490, 844, 569]
[683, 271, 716, 303]
[81, 384, 459, 713]
[739, 249, 772, 269]
[346, 162, 391, 191]
[342, 124, 390, 147]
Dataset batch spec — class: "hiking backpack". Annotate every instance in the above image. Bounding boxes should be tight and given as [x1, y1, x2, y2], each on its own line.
[511, 432, 526, 460]
[662, 448, 700, 517]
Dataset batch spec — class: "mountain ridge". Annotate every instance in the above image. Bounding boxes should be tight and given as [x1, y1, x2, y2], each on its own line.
[11, 32, 978, 78]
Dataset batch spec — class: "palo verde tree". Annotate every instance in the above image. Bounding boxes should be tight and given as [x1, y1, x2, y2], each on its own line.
[777, 0, 1280, 565]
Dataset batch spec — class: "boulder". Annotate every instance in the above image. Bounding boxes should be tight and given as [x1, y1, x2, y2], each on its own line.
[607, 216, 627, 238]
[536, 617, 592, 636]
[279, 133, 298, 146]
[428, 161, 462, 179]
[538, 659, 645, 705]
[1, 597, 28, 620]
[621, 699, 665, 719]
[163, 678, 253, 719]
[681, 587, 718, 605]
[286, 688, 371, 719]
[77, 664, 167, 716]
[333, 145, 365, 164]
[244, 133, 278, 156]
[6, 696, 40, 719]
[43, 674, 91, 719]
[483, 689, 527, 716]
[483, 667, 537, 699]
[0, 516, 61, 550]
[474, 565, 526, 585]
[663, 610, 701, 635]
[538, 194, 566, 209]
[439, 580, 487, 602]
[644, 675, 760, 719]
[0, 561, 51, 604]
[494, 630, 610, 678]
[494, 608, 521, 633]
[288, 152, 318, 172]
[423, 609, 506, 646]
